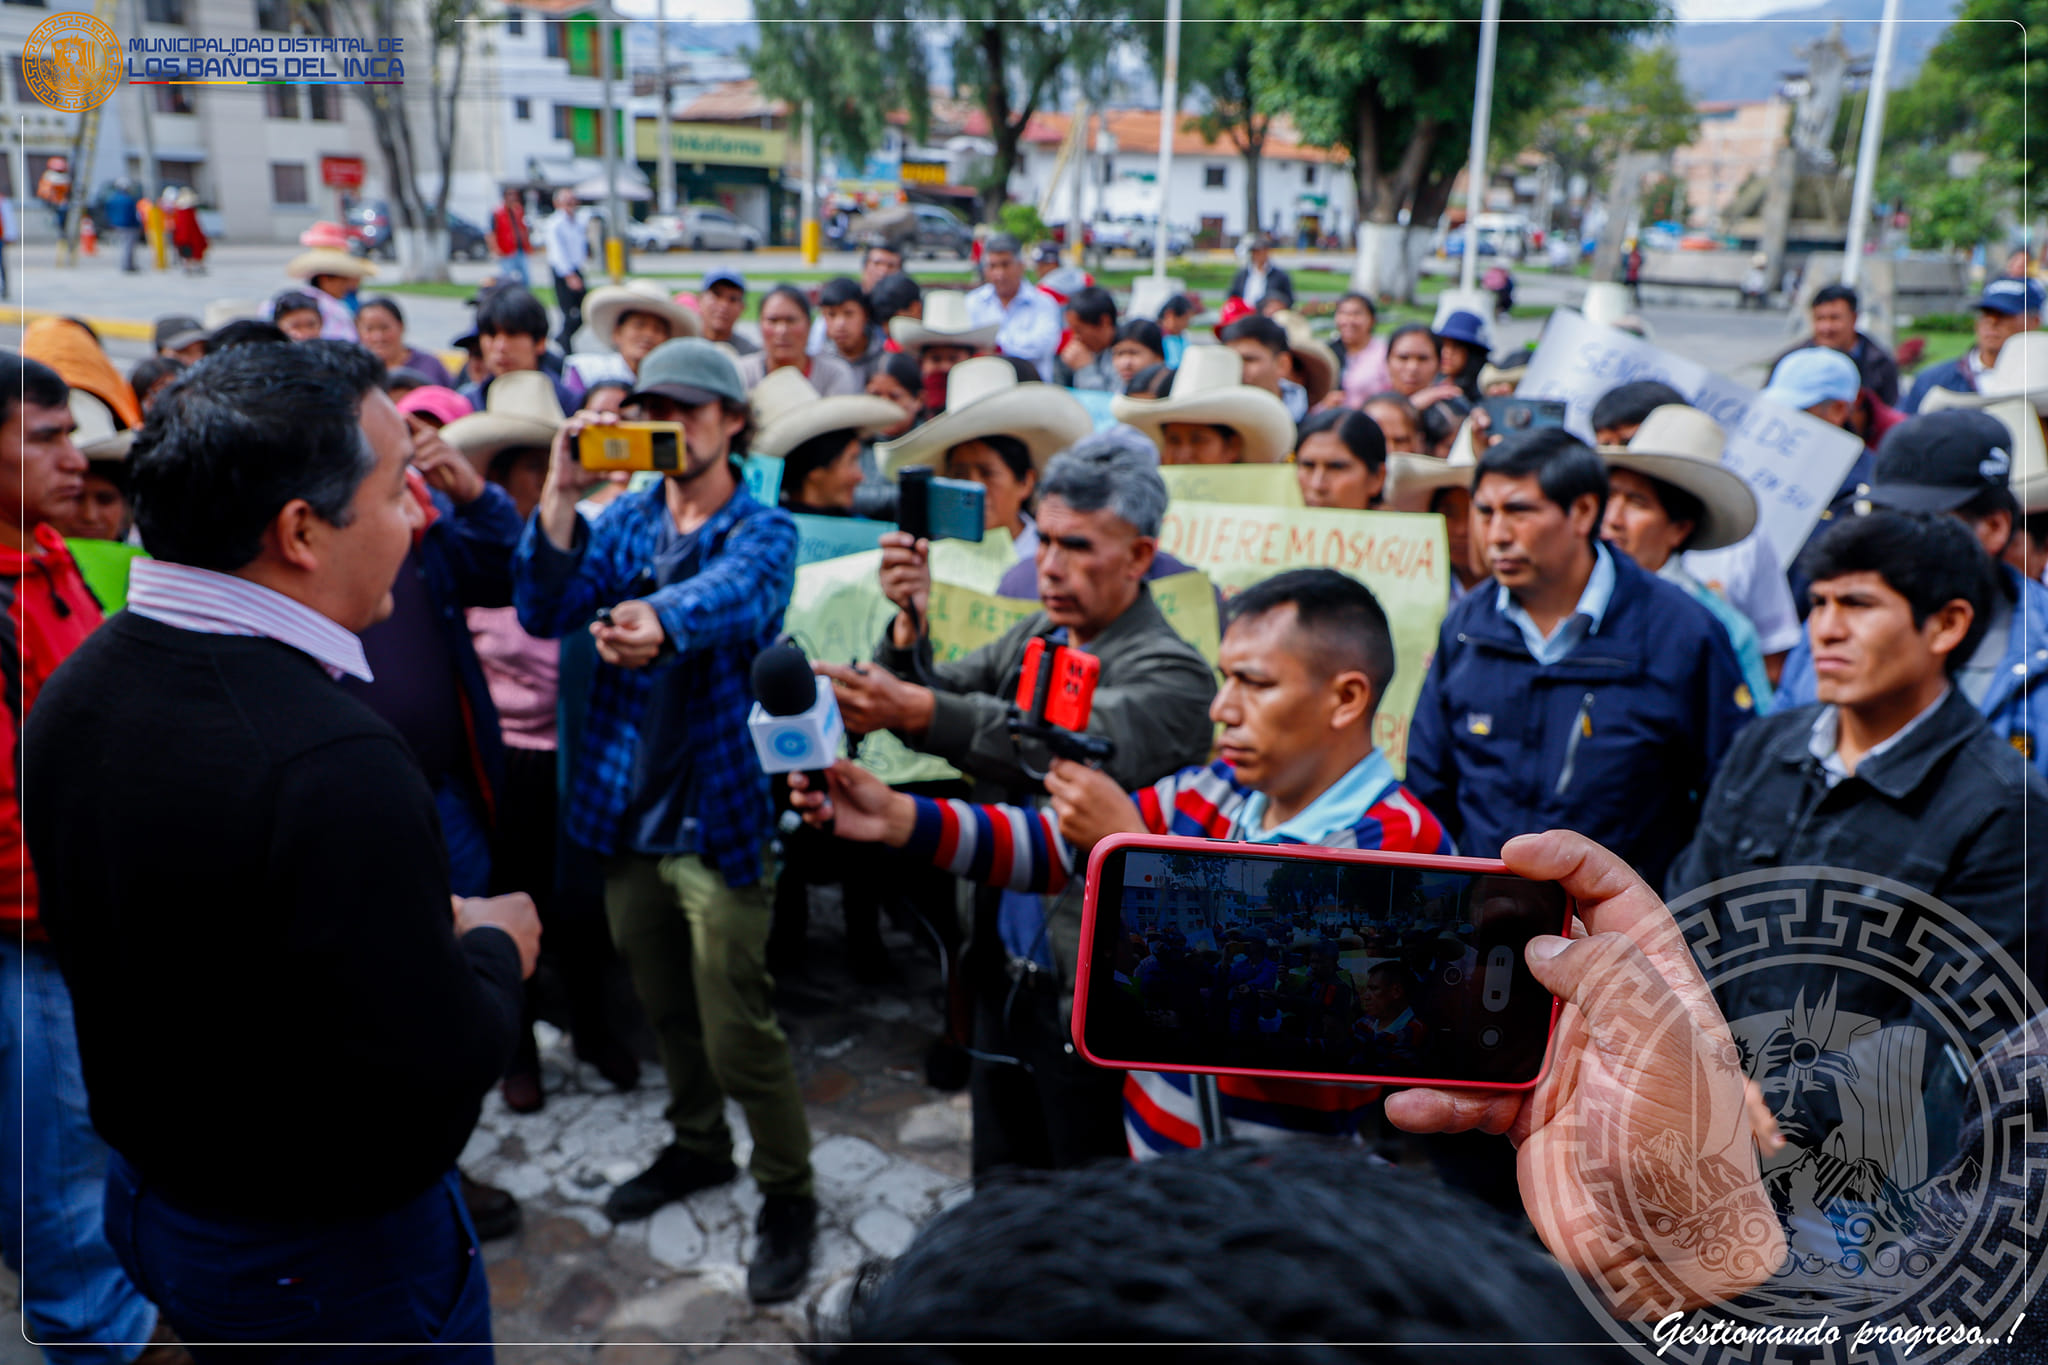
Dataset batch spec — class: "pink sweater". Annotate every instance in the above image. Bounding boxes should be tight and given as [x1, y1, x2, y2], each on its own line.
[467, 605, 558, 750]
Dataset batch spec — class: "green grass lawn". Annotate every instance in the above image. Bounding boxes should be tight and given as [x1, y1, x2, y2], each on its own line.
[1900, 329, 1971, 375]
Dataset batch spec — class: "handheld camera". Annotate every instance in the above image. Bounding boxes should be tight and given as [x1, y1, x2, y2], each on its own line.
[1008, 635, 1115, 773]
[578, 421, 687, 474]
[851, 466, 987, 542]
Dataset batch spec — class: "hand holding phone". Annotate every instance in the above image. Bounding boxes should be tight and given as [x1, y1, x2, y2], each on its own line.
[1045, 758, 1147, 850]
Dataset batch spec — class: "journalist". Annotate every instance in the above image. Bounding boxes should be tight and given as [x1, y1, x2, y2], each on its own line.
[24, 340, 541, 1357]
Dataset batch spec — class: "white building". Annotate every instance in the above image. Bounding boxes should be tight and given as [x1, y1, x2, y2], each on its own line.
[1009, 109, 1356, 246]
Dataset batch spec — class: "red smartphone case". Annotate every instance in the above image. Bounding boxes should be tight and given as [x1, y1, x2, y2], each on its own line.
[1071, 832, 1571, 1092]
[1017, 640, 1101, 732]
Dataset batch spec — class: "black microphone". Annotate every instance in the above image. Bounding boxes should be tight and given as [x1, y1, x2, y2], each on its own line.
[748, 640, 845, 825]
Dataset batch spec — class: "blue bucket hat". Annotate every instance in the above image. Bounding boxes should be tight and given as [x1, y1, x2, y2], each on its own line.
[1434, 310, 1489, 348]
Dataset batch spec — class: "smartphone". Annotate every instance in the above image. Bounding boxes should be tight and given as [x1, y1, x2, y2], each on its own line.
[1073, 835, 1572, 1090]
[901, 466, 987, 543]
[1016, 638, 1101, 732]
[578, 422, 686, 473]
[1478, 396, 1568, 435]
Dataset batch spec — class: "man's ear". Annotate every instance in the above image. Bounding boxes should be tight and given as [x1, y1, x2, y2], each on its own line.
[1927, 598, 1976, 659]
[1129, 535, 1158, 580]
[264, 499, 323, 575]
[1329, 669, 1375, 732]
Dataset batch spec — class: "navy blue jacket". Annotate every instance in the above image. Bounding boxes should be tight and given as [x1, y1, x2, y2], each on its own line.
[1900, 353, 1976, 414]
[1406, 547, 1756, 887]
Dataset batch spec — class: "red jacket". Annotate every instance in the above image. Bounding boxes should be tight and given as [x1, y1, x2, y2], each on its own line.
[492, 204, 530, 257]
[0, 525, 104, 937]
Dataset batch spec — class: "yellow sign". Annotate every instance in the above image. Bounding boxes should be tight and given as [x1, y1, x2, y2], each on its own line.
[24, 12, 122, 113]
[1158, 463, 1305, 509]
[633, 121, 788, 168]
[1156, 501, 1449, 773]
[901, 161, 949, 185]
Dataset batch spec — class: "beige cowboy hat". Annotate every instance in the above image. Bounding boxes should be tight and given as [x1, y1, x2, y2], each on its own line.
[749, 366, 905, 461]
[1921, 332, 2048, 415]
[69, 391, 133, 461]
[874, 355, 1093, 479]
[1384, 422, 1482, 508]
[1595, 404, 1758, 551]
[438, 371, 565, 468]
[285, 247, 376, 281]
[1977, 395, 2048, 513]
[584, 279, 701, 345]
[202, 299, 259, 330]
[888, 290, 999, 353]
[1272, 310, 1336, 407]
[1110, 344, 1297, 465]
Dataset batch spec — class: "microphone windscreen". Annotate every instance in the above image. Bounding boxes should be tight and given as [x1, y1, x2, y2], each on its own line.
[751, 641, 819, 718]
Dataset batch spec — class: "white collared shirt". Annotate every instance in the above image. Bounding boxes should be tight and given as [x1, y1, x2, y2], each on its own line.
[1495, 543, 1617, 666]
[964, 280, 1062, 377]
[127, 559, 373, 681]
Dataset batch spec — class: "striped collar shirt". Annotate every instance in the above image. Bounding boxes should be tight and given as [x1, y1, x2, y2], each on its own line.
[126, 559, 374, 682]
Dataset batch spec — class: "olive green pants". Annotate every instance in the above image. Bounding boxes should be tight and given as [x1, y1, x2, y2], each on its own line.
[604, 853, 813, 1198]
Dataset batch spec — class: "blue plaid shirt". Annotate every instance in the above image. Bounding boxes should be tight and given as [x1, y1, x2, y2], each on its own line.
[512, 479, 796, 886]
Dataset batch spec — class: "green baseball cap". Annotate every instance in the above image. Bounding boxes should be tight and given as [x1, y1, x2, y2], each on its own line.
[627, 337, 746, 409]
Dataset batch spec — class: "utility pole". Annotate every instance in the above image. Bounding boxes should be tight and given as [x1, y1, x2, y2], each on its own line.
[800, 98, 818, 263]
[1458, 0, 1503, 297]
[598, 5, 623, 280]
[1068, 100, 1089, 269]
[1841, 0, 1901, 287]
[656, 0, 675, 216]
[1150, 0, 1181, 281]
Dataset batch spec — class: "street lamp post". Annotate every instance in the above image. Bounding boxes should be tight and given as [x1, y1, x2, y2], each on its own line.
[1458, 0, 1503, 298]
[1151, 0, 1181, 281]
[656, 0, 675, 216]
[1841, 0, 1901, 288]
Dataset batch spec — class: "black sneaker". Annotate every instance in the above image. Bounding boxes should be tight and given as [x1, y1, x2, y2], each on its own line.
[746, 1194, 817, 1304]
[602, 1144, 737, 1223]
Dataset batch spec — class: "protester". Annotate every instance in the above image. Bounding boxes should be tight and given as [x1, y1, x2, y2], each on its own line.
[1407, 428, 1754, 887]
[1053, 285, 1120, 390]
[1107, 319, 1166, 393]
[511, 338, 815, 1301]
[1331, 292, 1391, 407]
[270, 243, 374, 341]
[797, 569, 1448, 1153]
[1781, 282, 1900, 405]
[872, 356, 1091, 556]
[806, 243, 903, 355]
[23, 315, 145, 431]
[1760, 346, 1877, 597]
[1219, 313, 1313, 421]
[1477, 349, 1529, 396]
[811, 431, 1218, 1173]
[865, 351, 925, 440]
[104, 179, 142, 274]
[870, 270, 923, 339]
[270, 291, 325, 342]
[1157, 293, 1194, 366]
[817, 277, 887, 386]
[887, 291, 1000, 417]
[1228, 232, 1293, 311]
[1384, 324, 1444, 404]
[570, 279, 701, 390]
[168, 188, 205, 275]
[462, 285, 580, 413]
[1419, 395, 1472, 459]
[965, 233, 1063, 377]
[1775, 409, 2048, 777]
[1902, 277, 2041, 413]
[54, 391, 137, 546]
[27, 339, 540, 1355]
[153, 315, 209, 365]
[1597, 406, 1777, 711]
[545, 188, 589, 351]
[491, 186, 534, 287]
[1111, 345, 1295, 465]
[1433, 311, 1489, 402]
[752, 368, 902, 515]
[355, 295, 455, 387]
[741, 284, 860, 395]
[1294, 407, 1388, 509]
[695, 268, 757, 355]
[1362, 391, 1425, 455]
[1669, 509, 2048, 1013]
[128, 355, 185, 415]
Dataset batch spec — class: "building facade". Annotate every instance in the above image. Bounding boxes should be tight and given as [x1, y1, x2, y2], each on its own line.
[1670, 97, 1790, 230]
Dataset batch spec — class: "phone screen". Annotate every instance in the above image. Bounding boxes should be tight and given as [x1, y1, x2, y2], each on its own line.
[1478, 397, 1568, 434]
[923, 477, 987, 542]
[1079, 841, 1570, 1087]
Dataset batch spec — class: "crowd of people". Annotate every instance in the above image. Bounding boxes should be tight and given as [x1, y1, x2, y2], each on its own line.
[1, 227, 2043, 1360]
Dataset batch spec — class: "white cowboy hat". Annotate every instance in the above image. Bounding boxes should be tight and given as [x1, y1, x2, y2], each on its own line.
[1273, 310, 1336, 406]
[1109, 344, 1297, 466]
[438, 371, 565, 469]
[584, 279, 701, 345]
[202, 299, 259, 331]
[1596, 404, 1758, 552]
[1978, 396, 2048, 513]
[1384, 422, 1482, 508]
[874, 355, 1093, 479]
[1921, 331, 2048, 416]
[285, 247, 376, 281]
[887, 290, 999, 354]
[749, 366, 905, 461]
[69, 391, 133, 461]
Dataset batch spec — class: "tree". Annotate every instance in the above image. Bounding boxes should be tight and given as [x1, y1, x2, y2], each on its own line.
[1146, 0, 1271, 239]
[1252, 0, 1665, 298]
[306, 0, 476, 283]
[1525, 44, 1698, 208]
[748, 0, 929, 176]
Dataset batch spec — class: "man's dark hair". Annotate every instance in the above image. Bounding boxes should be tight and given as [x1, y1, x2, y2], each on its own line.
[1589, 380, 1687, 435]
[131, 340, 384, 572]
[271, 291, 323, 321]
[1799, 509, 1994, 674]
[1476, 427, 1610, 541]
[1066, 286, 1117, 328]
[1220, 315, 1288, 357]
[208, 319, 291, 352]
[1227, 567, 1395, 703]
[1956, 485, 2020, 563]
[762, 283, 812, 320]
[983, 232, 1021, 257]
[1812, 282, 1859, 314]
[1295, 407, 1387, 475]
[870, 271, 921, 326]
[827, 1142, 1606, 1360]
[475, 285, 549, 340]
[1419, 395, 1470, 451]
[383, 366, 433, 397]
[1361, 391, 1420, 425]
[1159, 293, 1195, 319]
[1002, 356, 1041, 383]
[127, 355, 187, 412]
[863, 241, 903, 266]
[0, 352, 68, 431]
[817, 276, 871, 318]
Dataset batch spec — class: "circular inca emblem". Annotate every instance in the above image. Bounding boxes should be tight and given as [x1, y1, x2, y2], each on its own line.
[1551, 867, 2044, 1365]
[23, 13, 122, 114]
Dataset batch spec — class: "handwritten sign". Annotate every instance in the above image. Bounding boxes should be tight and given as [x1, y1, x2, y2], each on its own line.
[1159, 463, 1305, 509]
[1515, 309, 1864, 565]
[1156, 501, 1449, 772]
[790, 513, 888, 566]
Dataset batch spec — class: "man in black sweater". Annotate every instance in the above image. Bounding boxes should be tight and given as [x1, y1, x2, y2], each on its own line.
[25, 341, 540, 1359]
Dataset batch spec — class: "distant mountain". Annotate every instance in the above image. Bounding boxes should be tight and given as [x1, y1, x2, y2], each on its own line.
[622, 21, 758, 64]
[1672, 0, 1956, 103]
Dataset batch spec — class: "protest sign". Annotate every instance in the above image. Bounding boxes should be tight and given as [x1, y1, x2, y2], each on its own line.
[740, 454, 783, 508]
[1159, 463, 1305, 508]
[1156, 501, 1449, 772]
[1515, 309, 1863, 565]
[68, 539, 145, 614]
[790, 514, 888, 566]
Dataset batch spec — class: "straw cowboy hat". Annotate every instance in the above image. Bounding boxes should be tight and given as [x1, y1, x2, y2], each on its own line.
[888, 290, 999, 353]
[1920, 331, 2048, 416]
[875, 355, 1092, 479]
[749, 366, 904, 461]
[1596, 404, 1757, 551]
[1109, 344, 1296, 465]
[1977, 396, 2048, 513]
[1272, 310, 1336, 406]
[285, 247, 376, 282]
[1384, 423, 1482, 508]
[584, 279, 701, 344]
[69, 391, 133, 461]
[439, 371, 566, 468]
[203, 298, 258, 331]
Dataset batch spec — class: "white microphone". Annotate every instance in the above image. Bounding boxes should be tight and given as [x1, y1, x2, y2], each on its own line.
[748, 641, 845, 777]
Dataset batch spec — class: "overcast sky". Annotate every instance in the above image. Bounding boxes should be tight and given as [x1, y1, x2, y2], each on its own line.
[607, 0, 1833, 23]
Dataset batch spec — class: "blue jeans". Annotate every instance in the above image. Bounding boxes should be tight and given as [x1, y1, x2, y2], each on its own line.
[499, 251, 529, 286]
[436, 778, 492, 900]
[104, 1159, 491, 1364]
[0, 940, 157, 1364]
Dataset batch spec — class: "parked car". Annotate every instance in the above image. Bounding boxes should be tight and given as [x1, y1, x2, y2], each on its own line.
[674, 205, 760, 251]
[345, 199, 488, 261]
[1096, 216, 1191, 256]
[626, 214, 687, 253]
[870, 203, 973, 259]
